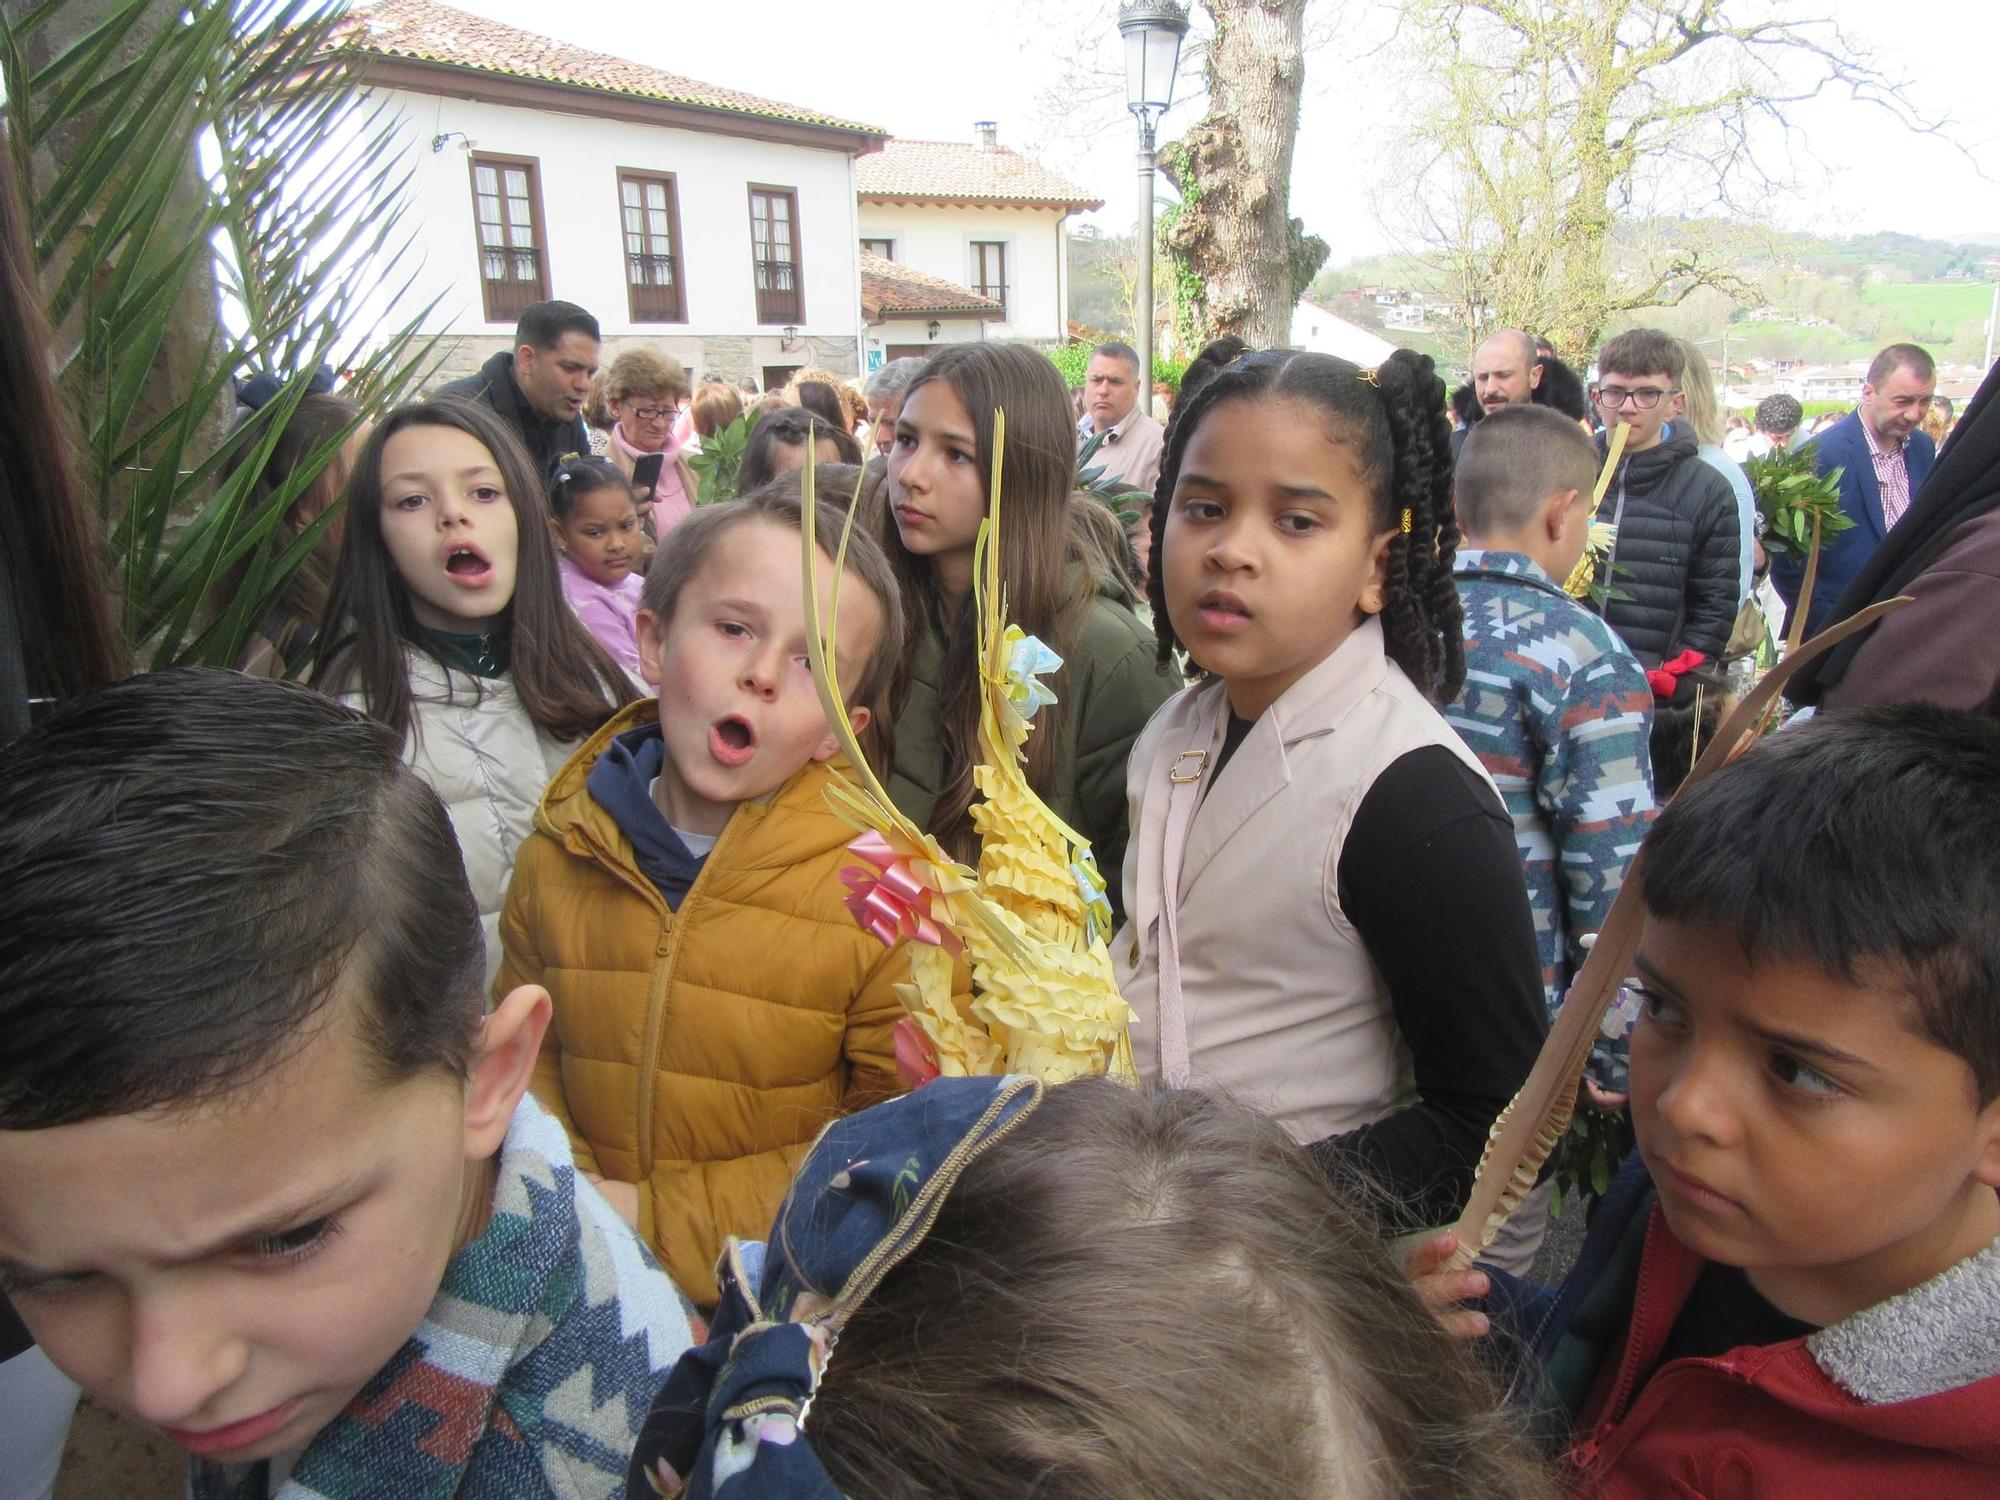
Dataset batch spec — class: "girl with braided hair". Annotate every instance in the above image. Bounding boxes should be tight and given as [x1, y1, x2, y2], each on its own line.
[1116, 348, 1548, 1237]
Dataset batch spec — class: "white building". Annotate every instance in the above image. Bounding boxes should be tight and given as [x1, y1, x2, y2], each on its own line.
[855, 126, 1102, 360]
[1290, 298, 1398, 365]
[349, 0, 884, 387]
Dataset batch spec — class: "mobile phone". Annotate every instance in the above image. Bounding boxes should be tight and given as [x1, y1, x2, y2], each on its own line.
[631, 452, 665, 503]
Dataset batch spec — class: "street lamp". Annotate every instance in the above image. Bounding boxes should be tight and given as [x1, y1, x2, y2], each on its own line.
[1118, 0, 1189, 412]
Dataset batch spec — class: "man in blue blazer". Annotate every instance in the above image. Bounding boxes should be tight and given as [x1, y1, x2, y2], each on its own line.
[1772, 343, 1938, 638]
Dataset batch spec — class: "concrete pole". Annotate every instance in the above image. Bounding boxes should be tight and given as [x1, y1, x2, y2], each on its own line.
[1136, 114, 1158, 413]
[1985, 281, 1997, 373]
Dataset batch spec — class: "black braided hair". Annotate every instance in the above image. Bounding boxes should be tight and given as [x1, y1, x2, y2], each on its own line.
[1145, 347, 1466, 703]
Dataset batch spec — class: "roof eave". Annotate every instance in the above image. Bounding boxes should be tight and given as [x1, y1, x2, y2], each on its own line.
[357, 55, 888, 154]
[858, 192, 1103, 212]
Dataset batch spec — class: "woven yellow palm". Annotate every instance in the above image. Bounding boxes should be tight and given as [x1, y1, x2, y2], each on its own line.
[798, 422, 1135, 1086]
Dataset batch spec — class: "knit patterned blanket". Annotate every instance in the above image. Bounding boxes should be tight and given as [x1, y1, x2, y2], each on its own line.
[191, 1095, 696, 1499]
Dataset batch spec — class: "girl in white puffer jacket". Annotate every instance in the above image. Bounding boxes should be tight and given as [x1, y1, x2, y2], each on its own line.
[314, 398, 636, 979]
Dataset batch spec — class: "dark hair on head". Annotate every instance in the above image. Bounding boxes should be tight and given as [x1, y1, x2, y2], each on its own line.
[0, 146, 125, 728]
[808, 1079, 1553, 1500]
[1644, 663, 1729, 799]
[640, 464, 903, 776]
[1147, 348, 1467, 702]
[515, 299, 600, 351]
[1530, 354, 1589, 423]
[1754, 393, 1802, 437]
[794, 379, 848, 432]
[1866, 342, 1936, 388]
[738, 405, 864, 495]
[548, 454, 633, 521]
[1641, 705, 2000, 1103]
[1596, 328, 1683, 385]
[1091, 341, 1141, 376]
[1166, 336, 1248, 443]
[0, 670, 486, 1128]
[1451, 382, 1483, 428]
[218, 393, 364, 673]
[884, 342, 1106, 860]
[310, 396, 638, 743]
[1456, 404, 1599, 538]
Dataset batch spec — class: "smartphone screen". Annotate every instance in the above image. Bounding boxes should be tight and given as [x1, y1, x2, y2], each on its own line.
[631, 452, 665, 503]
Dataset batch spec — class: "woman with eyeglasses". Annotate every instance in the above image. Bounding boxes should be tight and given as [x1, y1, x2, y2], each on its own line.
[595, 347, 699, 545]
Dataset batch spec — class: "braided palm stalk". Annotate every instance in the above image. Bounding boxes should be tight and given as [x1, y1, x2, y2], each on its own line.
[1447, 594, 1915, 1266]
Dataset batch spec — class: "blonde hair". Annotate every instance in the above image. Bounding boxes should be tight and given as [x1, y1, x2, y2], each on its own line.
[690, 380, 743, 438]
[1675, 338, 1727, 447]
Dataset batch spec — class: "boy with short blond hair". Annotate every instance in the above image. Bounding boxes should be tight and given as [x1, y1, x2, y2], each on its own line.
[0, 671, 692, 1494]
[1466, 707, 2000, 1494]
[501, 471, 920, 1307]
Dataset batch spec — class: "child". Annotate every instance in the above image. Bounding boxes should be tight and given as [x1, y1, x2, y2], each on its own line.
[1427, 706, 2000, 1495]
[498, 473, 917, 1307]
[551, 456, 647, 682]
[736, 405, 862, 495]
[1585, 330, 1741, 668]
[1120, 349, 1547, 1234]
[225, 392, 366, 680]
[883, 341, 1178, 921]
[313, 397, 637, 980]
[627, 1076, 1553, 1499]
[1444, 405, 1656, 1083]
[0, 671, 693, 1494]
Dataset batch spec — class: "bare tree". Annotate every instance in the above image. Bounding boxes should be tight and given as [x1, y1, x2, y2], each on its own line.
[1395, 0, 1948, 356]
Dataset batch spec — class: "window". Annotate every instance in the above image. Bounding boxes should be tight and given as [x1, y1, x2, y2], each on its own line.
[971, 240, 1008, 319]
[468, 155, 548, 322]
[859, 237, 894, 260]
[749, 185, 803, 324]
[619, 170, 685, 322]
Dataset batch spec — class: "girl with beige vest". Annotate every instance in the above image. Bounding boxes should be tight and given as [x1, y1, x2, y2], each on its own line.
[1118, 349, 1547, 1232]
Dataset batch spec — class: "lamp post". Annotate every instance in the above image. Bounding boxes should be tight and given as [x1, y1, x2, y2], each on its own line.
[1118, 0, 1190, 414]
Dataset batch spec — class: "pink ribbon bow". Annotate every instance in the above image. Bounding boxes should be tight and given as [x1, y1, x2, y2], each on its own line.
[840, 831, 961, 952]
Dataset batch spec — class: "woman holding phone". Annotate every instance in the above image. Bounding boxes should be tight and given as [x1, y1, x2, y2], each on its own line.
[597, 346, 697, 545]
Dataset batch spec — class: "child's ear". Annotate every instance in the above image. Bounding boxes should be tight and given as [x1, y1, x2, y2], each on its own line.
[462, 985, 551, 1161]
[548, 516, 566, 554]
[1359, 526, 1396, 615]
[1546, 488, 1583, 539]
[813, 702, 869, 764]
[635, 609, 666, 690]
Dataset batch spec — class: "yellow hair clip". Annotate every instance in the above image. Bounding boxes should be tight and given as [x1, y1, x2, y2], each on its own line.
[1400, 508, 1413, 534]
[1357, 366, 1381, 387]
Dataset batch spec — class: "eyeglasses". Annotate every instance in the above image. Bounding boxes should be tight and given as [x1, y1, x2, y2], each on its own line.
[1594, 385, 1675, 410]
[626, 404, 674, 423]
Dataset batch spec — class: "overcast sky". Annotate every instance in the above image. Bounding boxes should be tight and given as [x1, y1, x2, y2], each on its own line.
[440, 0, 2000, 263]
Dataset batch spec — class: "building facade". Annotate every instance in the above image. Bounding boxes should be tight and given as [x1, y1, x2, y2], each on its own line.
[350, 0, 884, 387]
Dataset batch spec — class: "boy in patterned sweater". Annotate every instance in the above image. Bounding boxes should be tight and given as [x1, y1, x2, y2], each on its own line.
[1444, 404, 1657, 1090]
[0, 672, 693, 1498]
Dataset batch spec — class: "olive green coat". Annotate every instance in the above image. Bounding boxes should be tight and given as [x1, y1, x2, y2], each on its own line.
[888, 590, 1179, 922]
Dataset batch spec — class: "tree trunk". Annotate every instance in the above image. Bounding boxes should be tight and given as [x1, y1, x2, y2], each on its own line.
[1162, 0, 1314, 349]
[3, 0, 231, 474]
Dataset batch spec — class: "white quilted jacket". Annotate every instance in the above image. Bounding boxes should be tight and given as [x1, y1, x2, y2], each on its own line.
[347, 651, 576, 982]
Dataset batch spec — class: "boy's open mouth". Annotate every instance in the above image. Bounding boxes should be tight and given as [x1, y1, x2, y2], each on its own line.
[709, 715, 757, 767]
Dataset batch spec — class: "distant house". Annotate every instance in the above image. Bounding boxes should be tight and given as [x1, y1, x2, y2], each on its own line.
[1783, 364, 1868, 404]
[856, 125, 1101, 358]
[1290, 299, 1397, 365]
[347, 0, 884, 388]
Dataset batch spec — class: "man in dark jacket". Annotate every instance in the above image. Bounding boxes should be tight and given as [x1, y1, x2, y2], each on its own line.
[1770, 343, 1938, 639]
[1587, 329, 1740, 667]
[435, 300, 599, 478]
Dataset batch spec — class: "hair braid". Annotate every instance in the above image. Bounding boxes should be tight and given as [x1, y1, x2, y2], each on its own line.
[1372, 351, 1465, 702]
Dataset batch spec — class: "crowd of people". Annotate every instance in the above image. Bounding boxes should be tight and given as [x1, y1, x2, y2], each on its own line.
[2, 235, 1998, 1500]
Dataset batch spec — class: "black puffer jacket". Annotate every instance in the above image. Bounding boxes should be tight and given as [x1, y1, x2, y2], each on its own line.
[435, 351, 589, 481]
[1596, 431, 1740, 667]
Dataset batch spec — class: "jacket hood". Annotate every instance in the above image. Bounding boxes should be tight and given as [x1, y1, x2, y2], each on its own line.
[536, 699, 861, 877]
[1810, 1233, 2000, 1404]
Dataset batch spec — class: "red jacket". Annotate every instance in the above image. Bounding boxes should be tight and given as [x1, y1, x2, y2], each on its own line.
[1565, 1207, 2000, 1497]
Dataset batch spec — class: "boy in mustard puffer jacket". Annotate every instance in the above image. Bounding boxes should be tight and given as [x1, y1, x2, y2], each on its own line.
[498, 471, 915, 1307]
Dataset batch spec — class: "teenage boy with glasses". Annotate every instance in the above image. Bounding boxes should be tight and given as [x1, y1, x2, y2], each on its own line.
[1585, 329, 1742, 669]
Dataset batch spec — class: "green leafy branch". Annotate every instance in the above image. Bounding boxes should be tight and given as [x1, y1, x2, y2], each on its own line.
[686, 406, 763, 506]
[1747, 446, 1853, 562]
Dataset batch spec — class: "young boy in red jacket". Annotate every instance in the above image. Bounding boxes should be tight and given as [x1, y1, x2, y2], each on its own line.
[1429, 705, 2000, 1496]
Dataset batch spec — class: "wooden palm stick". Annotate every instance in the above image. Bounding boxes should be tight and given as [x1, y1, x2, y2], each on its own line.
[1446, 595, 1914, 1267]
[1785, 510, 1825, 655]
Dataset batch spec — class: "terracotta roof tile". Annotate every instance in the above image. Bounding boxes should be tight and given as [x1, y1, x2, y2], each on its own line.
[856, 139, 1102, 210]
[349, 0, 882, 137]
[860, 253, 1002, 320]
